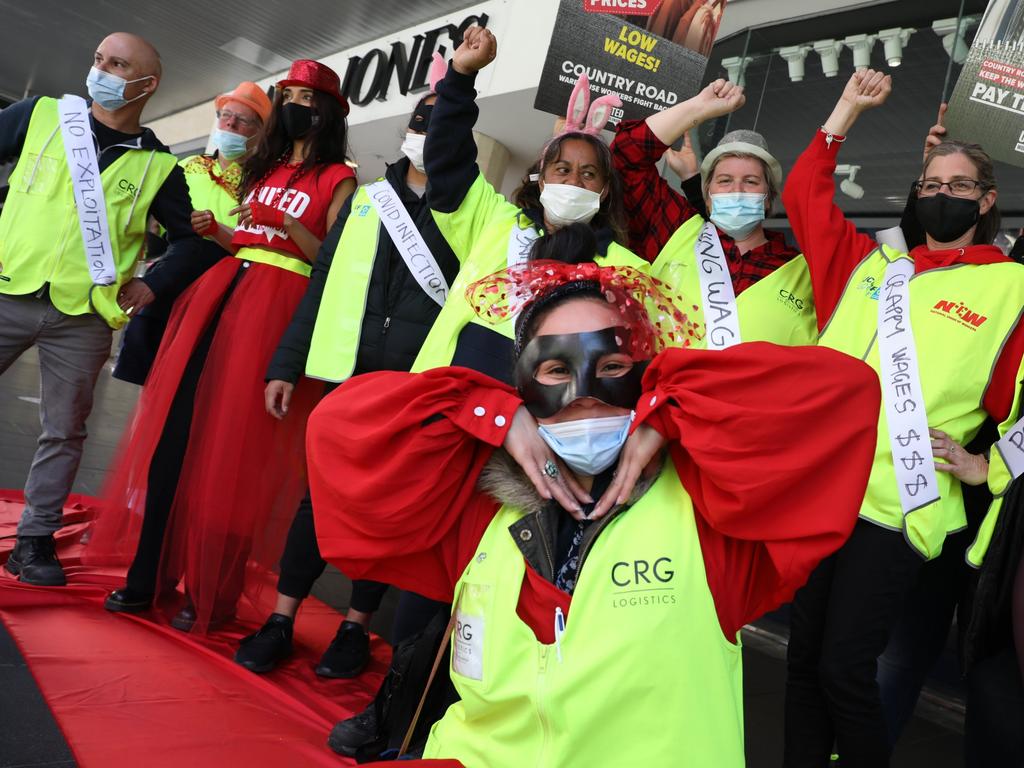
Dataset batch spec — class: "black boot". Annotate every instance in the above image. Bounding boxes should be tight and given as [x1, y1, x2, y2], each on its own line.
[104, 587, 154, 613]
[316, 619, 370, 678]
[5, 535, 66, 586]
[327, 701, 385, 757]
[234, 613, 294, 673]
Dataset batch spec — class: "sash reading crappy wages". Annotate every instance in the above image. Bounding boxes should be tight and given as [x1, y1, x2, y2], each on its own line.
[877, 256, 940, 514]
[995, 413, 1024, 481]
[57, 95, 116, 285]
[695, 222, 741, 350]
[365, 179, 448, 306]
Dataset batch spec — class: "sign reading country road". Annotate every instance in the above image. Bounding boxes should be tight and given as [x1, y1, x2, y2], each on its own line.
[535, 0, 727, 124]
[945, 0, 1024, 169]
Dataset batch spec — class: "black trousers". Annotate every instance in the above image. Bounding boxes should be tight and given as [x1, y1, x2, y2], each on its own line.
[783, 520, 924, 768]
[965, 647, 1024, 767]
[276, 489, 388, 614]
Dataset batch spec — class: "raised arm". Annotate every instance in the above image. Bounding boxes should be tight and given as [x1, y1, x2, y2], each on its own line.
[610, 80, 743, 260]
[782, 69, 892, 330]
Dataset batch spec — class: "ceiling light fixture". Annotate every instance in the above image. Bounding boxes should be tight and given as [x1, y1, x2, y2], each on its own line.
[777, 45, 812, 82]
[877, 28, 914, 67]
[836, 164, 864, 199]
[932, 17, 977, 65]
[813, 39, 843, 78]
[843, 34, 877, 70]
[722, 55, 753, 87]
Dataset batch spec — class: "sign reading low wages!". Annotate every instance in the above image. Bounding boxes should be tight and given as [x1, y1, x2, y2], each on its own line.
[534, 0, 708, 125]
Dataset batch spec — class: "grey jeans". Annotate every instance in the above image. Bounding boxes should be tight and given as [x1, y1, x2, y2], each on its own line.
[0, 293, 112, 536]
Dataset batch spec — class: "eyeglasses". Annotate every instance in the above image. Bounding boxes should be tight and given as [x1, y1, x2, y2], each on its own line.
[914, 178, 988, 197]
[216, 109, 259, 129]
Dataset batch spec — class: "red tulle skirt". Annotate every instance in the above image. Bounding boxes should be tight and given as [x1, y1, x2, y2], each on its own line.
[88, 257, 321, 632]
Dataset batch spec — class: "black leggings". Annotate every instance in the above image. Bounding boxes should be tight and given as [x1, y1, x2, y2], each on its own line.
[276, 489, 387, 614]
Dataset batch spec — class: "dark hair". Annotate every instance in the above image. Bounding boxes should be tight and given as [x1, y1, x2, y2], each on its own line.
[923, 140, 1001, 246]
[241, 89, 350, 200]
[512, 133, 628, 246]
[513, 224, 604, 356]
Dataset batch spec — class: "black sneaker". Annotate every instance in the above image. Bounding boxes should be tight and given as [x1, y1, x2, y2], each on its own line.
[327, 703, 385, 757]
[234, 613, 294, 673]
[104, 587, 154, 613]
[5, 535, 66, 586]
[316, 620, 370, 679]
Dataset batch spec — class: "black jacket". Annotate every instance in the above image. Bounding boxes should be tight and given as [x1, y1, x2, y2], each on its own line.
[266, 156, 460, 383]
[0, 96, 202, 299]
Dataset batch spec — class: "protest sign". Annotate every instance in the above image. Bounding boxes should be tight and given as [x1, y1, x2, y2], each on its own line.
[534, 0, 727, 124]
[945, 0, 1024, 168]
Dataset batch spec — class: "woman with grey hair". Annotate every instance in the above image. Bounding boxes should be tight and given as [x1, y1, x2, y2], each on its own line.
[612, 81, 817, 348]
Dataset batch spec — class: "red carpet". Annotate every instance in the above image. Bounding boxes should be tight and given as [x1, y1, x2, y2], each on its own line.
[0, 491, 390, 767]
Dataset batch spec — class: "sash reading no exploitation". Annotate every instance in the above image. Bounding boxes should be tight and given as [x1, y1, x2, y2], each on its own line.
[366, 179, 448, 306]
[57, 95, 116, 285]
[995, 413, 1024, 482]
[695, 222, 741, 350]
[877, 256, 940, 515]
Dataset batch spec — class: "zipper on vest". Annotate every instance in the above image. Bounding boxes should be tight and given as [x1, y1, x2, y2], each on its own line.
[536, 645, 552, 767]
[554, 607, 565, 664]
[382, 316, 391, 335]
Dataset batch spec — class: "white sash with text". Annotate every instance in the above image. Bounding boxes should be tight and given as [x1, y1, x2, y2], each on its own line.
[507, 217, 540, 269]
[995, 414, 1024, 481]
[877, 256, 940, 514]
[366, 179, 448, 306]
[695, 222, 741, 350]
[58, 95, 116, 285]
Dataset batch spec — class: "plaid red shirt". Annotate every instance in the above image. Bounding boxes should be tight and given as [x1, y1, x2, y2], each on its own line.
[611, 119, 799, 294]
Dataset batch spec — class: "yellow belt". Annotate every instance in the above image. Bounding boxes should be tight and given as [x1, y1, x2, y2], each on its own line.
[234, 246, 312, 278]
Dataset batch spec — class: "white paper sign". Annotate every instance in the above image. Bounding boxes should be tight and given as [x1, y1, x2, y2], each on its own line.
[452, 610, 484, 681]
[995, 414, 1024, 481]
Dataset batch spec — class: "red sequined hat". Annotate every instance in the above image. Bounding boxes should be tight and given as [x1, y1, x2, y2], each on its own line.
[276, 59, 349, 115]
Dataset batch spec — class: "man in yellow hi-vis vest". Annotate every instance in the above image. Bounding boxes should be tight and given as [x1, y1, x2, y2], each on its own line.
[0, 32, 201, 586]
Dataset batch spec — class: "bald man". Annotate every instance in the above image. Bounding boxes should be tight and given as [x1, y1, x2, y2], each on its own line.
[0, 32, 203, 586]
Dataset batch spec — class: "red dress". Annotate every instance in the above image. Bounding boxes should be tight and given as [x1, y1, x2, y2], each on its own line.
[90, 160, 354, 631]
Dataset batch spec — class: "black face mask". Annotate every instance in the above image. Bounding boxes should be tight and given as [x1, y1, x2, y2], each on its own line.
[407, 102, 433, 131]
[915, 193, 981, 244]
[515, 327, 647, 419]
[280, 102, 316, 140]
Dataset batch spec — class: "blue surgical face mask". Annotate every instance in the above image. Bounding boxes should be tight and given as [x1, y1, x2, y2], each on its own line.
[211, 128, 250, 159]
[86, 66, 153, 111]
[709, 192, 766, 241]
[537, 413, 632, 478]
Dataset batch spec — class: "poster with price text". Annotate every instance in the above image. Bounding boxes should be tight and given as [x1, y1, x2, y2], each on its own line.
[534, 0, 728, 125]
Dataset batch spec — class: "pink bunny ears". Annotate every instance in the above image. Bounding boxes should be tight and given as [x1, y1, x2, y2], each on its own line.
[561, 74, 622, 135]
[428, 52, 446, 94]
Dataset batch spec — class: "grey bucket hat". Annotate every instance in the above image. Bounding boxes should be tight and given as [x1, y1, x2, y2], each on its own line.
[700, 130, 783, 189]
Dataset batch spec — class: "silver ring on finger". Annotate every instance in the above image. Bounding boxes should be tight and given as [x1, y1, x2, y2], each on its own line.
[543, 459, 559, 479]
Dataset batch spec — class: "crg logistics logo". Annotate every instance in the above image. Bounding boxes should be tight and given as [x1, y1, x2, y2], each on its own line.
[610, 557, 677, 607]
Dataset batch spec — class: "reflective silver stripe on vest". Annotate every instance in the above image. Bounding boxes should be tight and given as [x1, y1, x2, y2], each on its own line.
[695, 222, 741, 350]
[877, 256, 940, 514]
[995, 414, 1024, 481]
[57, 95, 116, 286]
[366, 179, 448, 306]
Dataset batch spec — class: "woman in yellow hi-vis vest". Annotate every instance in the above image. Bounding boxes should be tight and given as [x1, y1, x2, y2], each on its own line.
[305, 226, 882, 766]
[780, 70, 1024, 768]
[90, 60, 356, 634]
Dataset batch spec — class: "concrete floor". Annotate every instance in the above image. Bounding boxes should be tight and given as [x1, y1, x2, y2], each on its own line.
[0, 343, 965, 767]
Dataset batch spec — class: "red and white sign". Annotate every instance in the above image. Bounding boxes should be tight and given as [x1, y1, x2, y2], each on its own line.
[583, 0, 663, 16]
